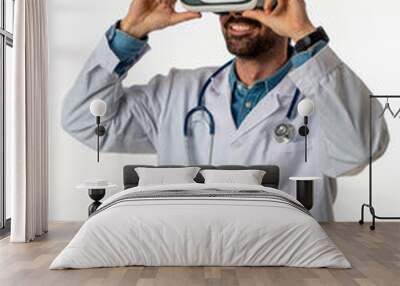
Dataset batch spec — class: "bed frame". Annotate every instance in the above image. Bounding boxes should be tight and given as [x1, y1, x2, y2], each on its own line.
[123, 165, 280, 190]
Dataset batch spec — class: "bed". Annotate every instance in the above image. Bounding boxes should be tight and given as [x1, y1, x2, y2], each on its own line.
[50, 165, 350, 269]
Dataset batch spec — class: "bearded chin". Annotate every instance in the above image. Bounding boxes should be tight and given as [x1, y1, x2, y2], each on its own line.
[225, 35, 277, 59]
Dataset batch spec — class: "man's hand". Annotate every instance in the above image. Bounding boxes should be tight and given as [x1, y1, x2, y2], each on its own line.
[120, 0, 201, 38]
[243, 0, 316, 42]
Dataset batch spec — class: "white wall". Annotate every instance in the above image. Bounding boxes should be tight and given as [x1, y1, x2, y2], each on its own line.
[48, 0, 400, 221]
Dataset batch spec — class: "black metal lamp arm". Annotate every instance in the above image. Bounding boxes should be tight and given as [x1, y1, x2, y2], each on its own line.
[298, 116, 310, 162]
[94, 116, 106, 162]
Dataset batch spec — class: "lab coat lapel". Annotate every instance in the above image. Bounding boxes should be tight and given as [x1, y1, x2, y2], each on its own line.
[232, 90, 282, 142]
[206, 68, 295, 144]
[232, 76, 299, 142]
[207, 68, 237, 137]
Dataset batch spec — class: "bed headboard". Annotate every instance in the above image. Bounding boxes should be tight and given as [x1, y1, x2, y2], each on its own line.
[123, 165, 280, 190]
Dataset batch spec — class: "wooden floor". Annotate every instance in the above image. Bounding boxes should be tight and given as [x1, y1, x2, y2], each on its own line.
[0, 222, 399, 286]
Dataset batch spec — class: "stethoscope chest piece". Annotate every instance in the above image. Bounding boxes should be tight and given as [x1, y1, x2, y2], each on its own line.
[274, 122, 296, 144]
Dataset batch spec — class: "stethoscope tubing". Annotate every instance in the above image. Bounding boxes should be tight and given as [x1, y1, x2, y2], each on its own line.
[184, 59, 234, 137]
[196, 59, 235, 107]
[286, 88, 301, 120]
[185, 119, 215, 165]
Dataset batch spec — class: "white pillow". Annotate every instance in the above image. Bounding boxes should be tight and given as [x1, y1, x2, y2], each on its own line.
[135, 167, 200, 186]
[200, 169, 266, 185]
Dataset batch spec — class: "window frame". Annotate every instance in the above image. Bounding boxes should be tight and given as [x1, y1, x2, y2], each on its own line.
[0, 0, 14, 233]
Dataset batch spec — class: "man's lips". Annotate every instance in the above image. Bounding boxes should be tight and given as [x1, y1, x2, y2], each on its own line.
[224, 17, 261, 37]
[227, 22, 259, 36]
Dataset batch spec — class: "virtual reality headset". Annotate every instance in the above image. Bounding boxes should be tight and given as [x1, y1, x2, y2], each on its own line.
[181, 0, 276, 13]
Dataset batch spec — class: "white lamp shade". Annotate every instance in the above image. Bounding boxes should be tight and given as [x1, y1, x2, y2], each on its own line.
[297, 98, 315, 117]
[90, 99, 107, 117]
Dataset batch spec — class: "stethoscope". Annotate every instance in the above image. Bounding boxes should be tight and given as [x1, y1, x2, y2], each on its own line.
[183, 59, 302, 164]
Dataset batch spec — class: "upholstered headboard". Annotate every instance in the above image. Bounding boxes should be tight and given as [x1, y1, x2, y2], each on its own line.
[123, 165, 280, 190]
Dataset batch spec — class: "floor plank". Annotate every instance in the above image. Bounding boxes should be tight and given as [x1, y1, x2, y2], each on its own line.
[0, 222, 399, 286]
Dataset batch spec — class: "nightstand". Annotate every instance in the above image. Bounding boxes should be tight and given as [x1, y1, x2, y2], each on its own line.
[76, 182, 118, 216]
[289, 177, 321, 210]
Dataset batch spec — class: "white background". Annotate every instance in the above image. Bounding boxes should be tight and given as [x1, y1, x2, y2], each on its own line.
[47, 0, 400, 221]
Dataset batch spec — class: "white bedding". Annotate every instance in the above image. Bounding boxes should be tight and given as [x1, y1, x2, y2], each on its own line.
[50, 183, 351, 269]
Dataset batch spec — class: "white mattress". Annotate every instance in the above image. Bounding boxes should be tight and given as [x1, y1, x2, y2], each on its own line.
[50, 183, 350, 269]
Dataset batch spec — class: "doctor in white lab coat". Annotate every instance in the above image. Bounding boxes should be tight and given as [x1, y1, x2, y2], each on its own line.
[62, 0, 389, 221]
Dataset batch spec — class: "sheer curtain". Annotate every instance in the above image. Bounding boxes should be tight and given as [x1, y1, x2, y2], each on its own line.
[10, 0, 49, 242]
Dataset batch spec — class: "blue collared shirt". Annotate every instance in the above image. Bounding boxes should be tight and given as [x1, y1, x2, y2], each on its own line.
[106, 24, 149, 75]
[228, 41, 326, 127]
[107, 24, 326, 127]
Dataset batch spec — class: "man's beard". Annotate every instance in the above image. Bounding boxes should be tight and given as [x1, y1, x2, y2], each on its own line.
[222, 17, 278, 59]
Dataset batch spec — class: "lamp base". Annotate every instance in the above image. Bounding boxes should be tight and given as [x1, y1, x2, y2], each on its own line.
[95, 125, 106, 136]
[88, 189, 106, 216]
[296, 180, 314, 210]
[298, 126, 309, 136]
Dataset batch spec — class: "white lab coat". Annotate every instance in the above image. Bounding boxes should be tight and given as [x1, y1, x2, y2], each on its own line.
[62, 36, 389, 221]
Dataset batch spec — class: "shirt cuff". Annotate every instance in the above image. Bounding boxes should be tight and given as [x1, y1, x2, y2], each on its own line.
[290, 40, 327, 69]
[106, 22, 150, 76]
